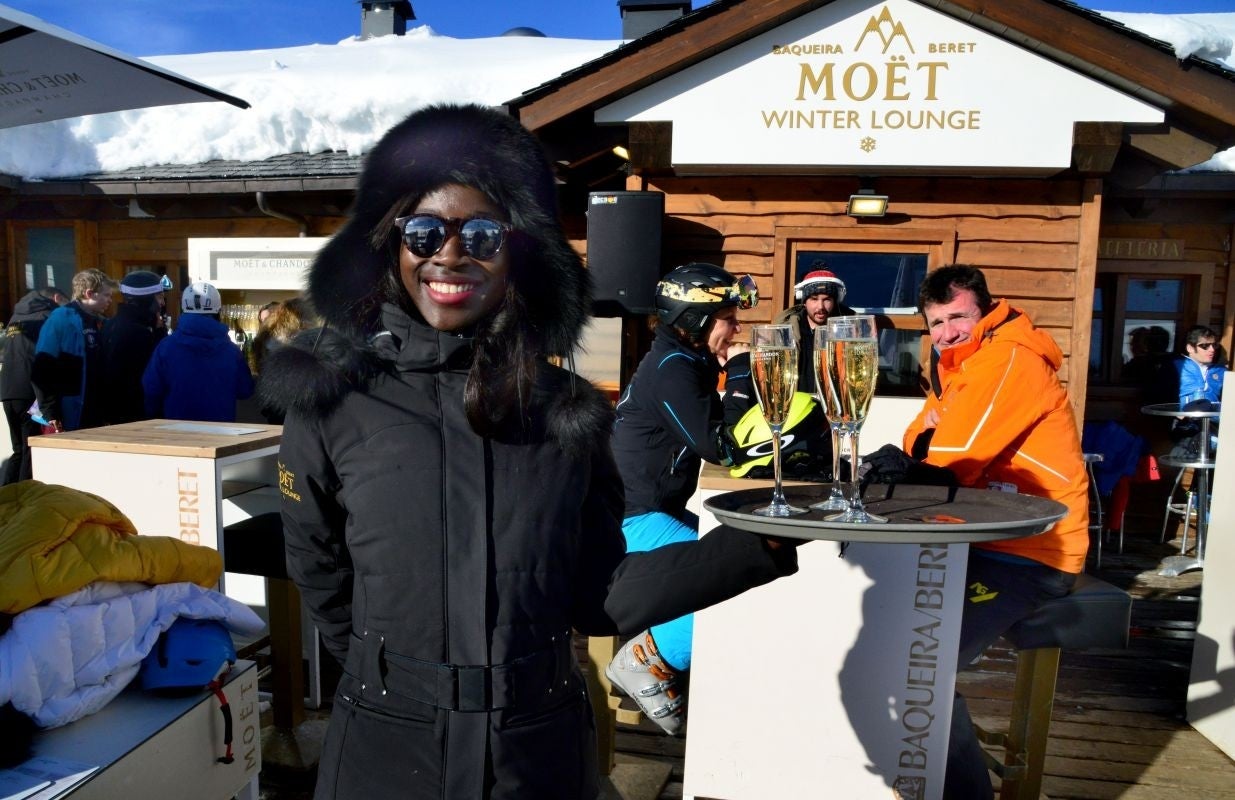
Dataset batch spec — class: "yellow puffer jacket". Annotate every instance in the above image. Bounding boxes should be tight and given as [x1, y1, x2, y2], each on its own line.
[0, 480, 222, 614]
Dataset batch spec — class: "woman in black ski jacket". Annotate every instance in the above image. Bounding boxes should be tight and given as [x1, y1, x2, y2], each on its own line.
[258, 104, 800, 800]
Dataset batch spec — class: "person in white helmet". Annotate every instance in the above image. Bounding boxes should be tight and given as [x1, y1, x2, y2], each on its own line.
[141, 282, 254, 422]
[775, 265, 855, 392]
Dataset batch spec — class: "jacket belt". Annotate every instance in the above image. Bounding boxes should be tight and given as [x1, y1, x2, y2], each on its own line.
[345, 630, 574, 713]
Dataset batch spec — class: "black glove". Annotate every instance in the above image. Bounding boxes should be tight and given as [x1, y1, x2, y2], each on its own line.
[858, 444, 958, 489]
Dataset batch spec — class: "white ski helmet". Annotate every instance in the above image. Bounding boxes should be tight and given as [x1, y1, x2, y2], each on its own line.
[181, 281, 222, 314]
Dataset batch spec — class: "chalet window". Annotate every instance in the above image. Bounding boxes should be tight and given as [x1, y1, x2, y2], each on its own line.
[776, 226, 953, 398]
[1089, 271, 1193, 391]
[793, 250, 929, 397]
[19, 226, 76, 297]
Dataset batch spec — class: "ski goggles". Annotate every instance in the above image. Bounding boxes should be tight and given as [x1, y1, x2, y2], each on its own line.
[394, 214, 513, 260]
[732, 274, 759, 309]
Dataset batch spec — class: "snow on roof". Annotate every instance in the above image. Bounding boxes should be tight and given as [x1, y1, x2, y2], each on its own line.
[1, 12, 1233, 181]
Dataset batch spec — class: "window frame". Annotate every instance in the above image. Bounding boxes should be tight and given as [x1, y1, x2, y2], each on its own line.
[6, 220, 99, 308]
[1090, 259, 1213, 387]
[772, 225, 956, 396]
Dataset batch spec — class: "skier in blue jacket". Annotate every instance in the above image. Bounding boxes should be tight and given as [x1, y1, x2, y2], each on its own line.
[142, 282, 254, 422]
[31, 269, 115, 432]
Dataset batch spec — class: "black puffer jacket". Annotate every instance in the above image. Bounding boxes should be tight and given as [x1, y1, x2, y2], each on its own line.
[263, 306, 796, 799]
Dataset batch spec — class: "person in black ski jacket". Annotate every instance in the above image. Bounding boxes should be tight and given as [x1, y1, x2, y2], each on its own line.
[99, 270, 167, 425]
[0, 287, 67, 483]
[257, 103, 801, 800]
[604, 263, 759, 735]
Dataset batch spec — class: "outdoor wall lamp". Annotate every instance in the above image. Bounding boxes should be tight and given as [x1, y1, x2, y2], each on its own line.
[846, 188, 889, 218]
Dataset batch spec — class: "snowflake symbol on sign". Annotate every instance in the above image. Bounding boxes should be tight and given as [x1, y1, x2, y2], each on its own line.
[860, 137, 877, 153]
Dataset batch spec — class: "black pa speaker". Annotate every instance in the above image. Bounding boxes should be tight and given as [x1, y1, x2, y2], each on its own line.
[586, 191, 665, 317]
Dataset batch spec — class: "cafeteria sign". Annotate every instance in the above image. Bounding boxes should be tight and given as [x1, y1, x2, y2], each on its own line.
[596, 0, 1162, 172]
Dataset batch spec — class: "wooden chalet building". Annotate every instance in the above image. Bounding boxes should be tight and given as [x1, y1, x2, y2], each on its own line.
[4, 0, 1235, 433]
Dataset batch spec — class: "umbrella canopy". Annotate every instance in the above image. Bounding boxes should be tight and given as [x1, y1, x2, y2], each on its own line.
[0, 3, 248, 129]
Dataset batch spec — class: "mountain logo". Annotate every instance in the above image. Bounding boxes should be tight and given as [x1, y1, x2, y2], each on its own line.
[855, 6, 916, 55]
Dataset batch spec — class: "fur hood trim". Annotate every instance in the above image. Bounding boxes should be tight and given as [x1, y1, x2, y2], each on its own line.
[257, 324, 614, 457]
[308, 103, 590, 357]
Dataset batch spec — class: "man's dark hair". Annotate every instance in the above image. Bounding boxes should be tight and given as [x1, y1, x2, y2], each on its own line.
[917, 265, 994, 314]
[1185, 324, 1217, 347]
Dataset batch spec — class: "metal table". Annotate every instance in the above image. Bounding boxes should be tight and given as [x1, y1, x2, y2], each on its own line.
[1143, 401, 1222, 576]
[705, 483, 1068, 544]
[690, 482, 1066, 799]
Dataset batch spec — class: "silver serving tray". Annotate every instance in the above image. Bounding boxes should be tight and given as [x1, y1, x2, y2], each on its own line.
[704, 484, 1068, 543]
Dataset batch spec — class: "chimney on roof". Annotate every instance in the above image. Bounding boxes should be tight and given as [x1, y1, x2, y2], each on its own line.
[618, 0, 690, 40]
[359, 1, 415, 39]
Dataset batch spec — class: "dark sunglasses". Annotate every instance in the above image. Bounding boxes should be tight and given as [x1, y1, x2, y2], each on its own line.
[1194, 342, 1216, 350]
[393, 214, 512, 260]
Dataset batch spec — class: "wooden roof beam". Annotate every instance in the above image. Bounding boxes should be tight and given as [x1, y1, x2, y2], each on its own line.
[1072, 122, 1123, 175]
[1125, 125, 1220, 170]
[514, 0, 831, 131]
[628, 121, 674, 174]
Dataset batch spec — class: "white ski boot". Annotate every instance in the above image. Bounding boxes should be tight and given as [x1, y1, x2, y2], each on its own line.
[605, 631, 686, 736]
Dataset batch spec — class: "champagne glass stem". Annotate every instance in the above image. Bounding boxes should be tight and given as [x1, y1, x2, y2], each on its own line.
[831, 424, 844, 497]
[770, 424, 787, 507]
[847, 425, 862, 512]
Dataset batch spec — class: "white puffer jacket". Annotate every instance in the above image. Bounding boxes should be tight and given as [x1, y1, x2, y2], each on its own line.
[0, 581, 265, 728]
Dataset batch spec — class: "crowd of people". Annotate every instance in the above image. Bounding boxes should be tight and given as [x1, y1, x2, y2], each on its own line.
[0, 269, 316, 485]
[0, 103, 1227, 799]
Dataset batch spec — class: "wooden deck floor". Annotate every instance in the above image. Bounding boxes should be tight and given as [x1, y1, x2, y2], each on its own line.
[257, 523, 1234, 800]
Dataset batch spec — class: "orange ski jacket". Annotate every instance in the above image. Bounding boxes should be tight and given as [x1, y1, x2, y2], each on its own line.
[903, 299, 1089, 574]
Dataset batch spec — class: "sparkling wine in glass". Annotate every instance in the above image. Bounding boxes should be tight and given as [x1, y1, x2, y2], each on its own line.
[750, 324, 807, 517]
[824, 315, 886, 523]
[812, 324, 849, 511]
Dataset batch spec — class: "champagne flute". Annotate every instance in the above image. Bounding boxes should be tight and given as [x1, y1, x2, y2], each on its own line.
[750, 324, 807, 517]
[811, 324, 849, 511]
[823, 315, 886, 523]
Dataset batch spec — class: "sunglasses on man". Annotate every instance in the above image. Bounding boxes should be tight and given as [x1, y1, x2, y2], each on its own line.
[394, 214, 512, 260]
[1193, 341, 1217, 351]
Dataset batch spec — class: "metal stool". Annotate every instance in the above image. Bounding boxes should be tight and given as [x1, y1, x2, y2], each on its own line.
[974, 573, 1131, 800]
[1160, 465, 1198, 552]
[1082, 453, 1107, 568]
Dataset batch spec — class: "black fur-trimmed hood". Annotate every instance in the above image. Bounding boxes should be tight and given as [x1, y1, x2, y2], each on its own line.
[307, 103, 589, 355]
[259, 104, 607, 455]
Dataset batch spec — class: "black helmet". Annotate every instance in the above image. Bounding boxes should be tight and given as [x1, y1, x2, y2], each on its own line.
[655, 263, 758, 339]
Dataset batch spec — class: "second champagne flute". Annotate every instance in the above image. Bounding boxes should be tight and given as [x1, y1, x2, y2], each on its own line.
[824, 315, 886, 523]
[812, 324, 849, 511]
[750, 324, 807, 517]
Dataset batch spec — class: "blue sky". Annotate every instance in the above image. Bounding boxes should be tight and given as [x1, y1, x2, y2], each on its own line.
[5, 0, 1235, 56]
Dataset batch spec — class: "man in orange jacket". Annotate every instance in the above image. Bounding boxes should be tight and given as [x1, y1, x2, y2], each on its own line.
[863, 264, 1089, 800]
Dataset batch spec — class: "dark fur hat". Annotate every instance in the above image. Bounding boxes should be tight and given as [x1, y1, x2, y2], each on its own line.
[309, 103, 590, 357]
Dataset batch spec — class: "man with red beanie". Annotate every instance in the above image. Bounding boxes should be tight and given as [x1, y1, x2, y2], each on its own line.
[774, 263, 854, 392]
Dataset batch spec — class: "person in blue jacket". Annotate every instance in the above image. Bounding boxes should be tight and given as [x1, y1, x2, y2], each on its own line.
[30, 269, 115, 432]
[1177, 325, 1225, 405]
[606, 262, 758, 735]
[142, 282, 254, 421]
